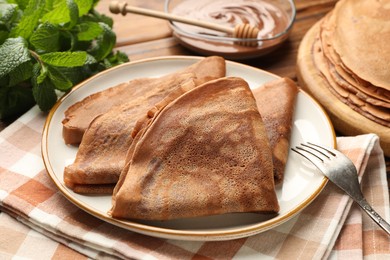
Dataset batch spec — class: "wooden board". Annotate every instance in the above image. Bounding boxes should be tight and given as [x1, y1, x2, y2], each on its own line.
[296, 21, 390, 156]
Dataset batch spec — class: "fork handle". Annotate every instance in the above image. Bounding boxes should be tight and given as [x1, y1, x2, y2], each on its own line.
[356, 198, 390, 236]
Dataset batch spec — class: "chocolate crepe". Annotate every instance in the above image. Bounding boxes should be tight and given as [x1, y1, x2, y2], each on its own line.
[110, 77, 279, 220]
[253, 77, 298, 184]
[62, 56, 226, 145]
[63, 57, 226, 194]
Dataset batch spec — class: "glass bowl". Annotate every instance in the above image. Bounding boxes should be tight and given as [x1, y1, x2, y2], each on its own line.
[164, 0, 296, 60]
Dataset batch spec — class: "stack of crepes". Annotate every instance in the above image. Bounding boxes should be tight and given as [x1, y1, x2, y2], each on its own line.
[312, 0, 390, 127]
[62, 56, 299, 221]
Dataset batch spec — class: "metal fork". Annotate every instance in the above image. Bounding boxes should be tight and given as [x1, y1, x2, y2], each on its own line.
[292, 142, 390, 236]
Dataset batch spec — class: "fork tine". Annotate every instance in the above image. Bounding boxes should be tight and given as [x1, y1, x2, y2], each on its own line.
[306, 142, 352, 164]
[301, 143, 329, 161]
[306, 142, 336, 157]
[291, 145, 326, 173]
[291, 146, 314, 162]
[291, 143, 335, 173]
[292, 142, 332, 162]
[291, 146, 322, 162]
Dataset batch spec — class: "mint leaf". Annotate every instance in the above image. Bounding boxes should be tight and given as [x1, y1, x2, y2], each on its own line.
[75, 21, 102, 41]
[9, 0, 46, 39]
[12, 0, 30, 10]
[47, 66, 73, 91]
[0, 31, 8, 44]
[0, 1, 126, 117]
[0, 85, 35, 119]
[101, 51, 129, 69]
[41, 0, 93, 25]
[89, 22, 115, 61]
[89, 10, 113, 28]
[0, 37, 31, 78]
[8, 61, 33, 86]
[36, 64, 48, 84]
[32, 65, 57, 111]
[30, 23, 60, 52]
[40, 51, 87, 67]
[67, 0, 79, 28]
[41, 0, 73, 25]
[32, 80, 57, 111]
[22, 0, 44, 16]
[55, 66, 87, 84]
[108, 51, 129, 64]
[74, 0, 93, 17]
[0, 3, 17, 25]
[85, 53, 97, 64]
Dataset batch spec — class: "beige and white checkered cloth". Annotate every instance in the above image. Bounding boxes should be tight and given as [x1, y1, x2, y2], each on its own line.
[1, 106, 389, 259]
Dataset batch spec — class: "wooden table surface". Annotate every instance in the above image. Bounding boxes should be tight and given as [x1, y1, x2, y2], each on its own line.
[1, 0, 389, 188]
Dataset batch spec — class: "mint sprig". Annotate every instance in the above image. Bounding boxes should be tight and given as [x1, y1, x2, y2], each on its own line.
[0, 0, 129, 118]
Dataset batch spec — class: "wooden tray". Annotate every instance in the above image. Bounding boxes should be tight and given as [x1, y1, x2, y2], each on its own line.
[296, 21, 390, 156]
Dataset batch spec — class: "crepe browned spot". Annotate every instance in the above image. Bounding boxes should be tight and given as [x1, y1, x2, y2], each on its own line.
[62, 56, 226, 145]
[252, 77, 298, 184]
[110, 77, 279, 221]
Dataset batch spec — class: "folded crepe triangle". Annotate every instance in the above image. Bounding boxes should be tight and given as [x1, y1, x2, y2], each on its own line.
[110, 77, 279, 220]
[253, 77, 298, 184]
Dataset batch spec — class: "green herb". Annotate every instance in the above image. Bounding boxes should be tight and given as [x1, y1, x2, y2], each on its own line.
[0, 0, 129, 118]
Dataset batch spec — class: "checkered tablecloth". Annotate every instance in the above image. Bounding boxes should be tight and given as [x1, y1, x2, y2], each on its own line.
[1, 106, 389, 259]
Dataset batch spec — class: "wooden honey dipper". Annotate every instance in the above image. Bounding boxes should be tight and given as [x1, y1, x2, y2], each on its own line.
[109, 1, 260, 47]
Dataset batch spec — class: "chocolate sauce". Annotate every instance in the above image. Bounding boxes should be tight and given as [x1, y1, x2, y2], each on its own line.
[171, 0, 291, 39]
[169, 0, 294, 59]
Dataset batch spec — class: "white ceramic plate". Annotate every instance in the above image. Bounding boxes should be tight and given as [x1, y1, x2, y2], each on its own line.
[42, 56, 336, 241]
